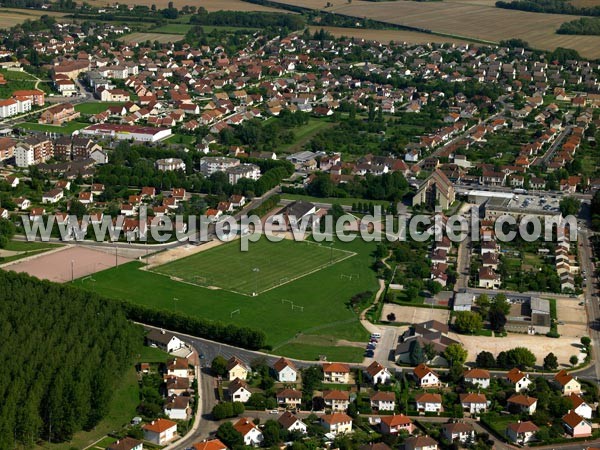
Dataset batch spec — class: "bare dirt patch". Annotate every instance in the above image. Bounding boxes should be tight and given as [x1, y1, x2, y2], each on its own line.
[556, 297, 588, 339]
[123, 32, 184, 44]
[3, 246, 132, 283]
[381, 303, 450, 324]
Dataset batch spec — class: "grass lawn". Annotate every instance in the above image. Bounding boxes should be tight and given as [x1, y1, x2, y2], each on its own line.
[135, 345, 171, 364]
[276, 118, 335, 154]
[0, 69, 39, 98]
[152, 238, 353, 295]
[282, 193, 392, 209]
[18, 121, 89, 134]
[274, 342, 365, 362]
[3, 240, 61, 252]
[75, 237, 377, 360]
[75, 102, 124, 114]
[166, 133, 196, 145]
[152, 23, 193, 33]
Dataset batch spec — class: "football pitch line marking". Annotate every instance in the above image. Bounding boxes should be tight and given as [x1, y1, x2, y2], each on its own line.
[148, 249, 357, 297]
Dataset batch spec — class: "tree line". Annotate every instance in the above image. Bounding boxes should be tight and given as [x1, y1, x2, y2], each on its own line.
[558, 17, 600, 35]
[496, 0, 600, 16]
[190, 9, 305, 30]
[0, 270, 138, 447]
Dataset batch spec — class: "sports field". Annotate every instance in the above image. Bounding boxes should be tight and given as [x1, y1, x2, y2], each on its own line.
[152, 238, 354, 295]
[76, 237, 376, 361]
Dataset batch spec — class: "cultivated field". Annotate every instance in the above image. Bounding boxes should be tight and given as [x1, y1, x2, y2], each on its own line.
[83, 0, 287, 11]
[3, 246, 132, 283]
[0, 8, 65, 29]
[152, 238, 354, 295]
[273, 0, 600, 58]
[123, 32, 185, 43]
[308, 26, 472, 46]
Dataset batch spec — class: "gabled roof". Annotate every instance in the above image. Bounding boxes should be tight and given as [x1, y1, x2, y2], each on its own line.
[404, 436, 438, 447]
[507, 394, 537, 407]
[226, 356, 248, 372]
[323, 390, 350, 401]
[278, 411, 304, 429]
[143, 418, 177, 433]
[507, 421, 539, 434]
[273, 357, 296, 373]
[370, 391, 395, 402]
[108, 437, 143, 450]
[562, 410, 587, 428]
[321, 412, 352, 424]
[460, 393, 487, 404]
[234, 418, 259, 436]
[366, 361, 387, 377]
[193, 439, 228, 450]
[506, 367, 527, 383]
[228, 378, 249, 393]
[380, 414, 411, 426]
[568, 393, 587, 409]
[464, 368, 490, 379]
[276, 388, 302, 399]
[415, 392, 442, 403]
[442, 422, 473, 434]
[554, 369, 577, 387]
[323, 362, 350, 373]
[413, 363, 437, 380]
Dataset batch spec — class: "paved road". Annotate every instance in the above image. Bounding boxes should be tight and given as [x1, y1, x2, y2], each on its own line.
[536, 125, 573, 166]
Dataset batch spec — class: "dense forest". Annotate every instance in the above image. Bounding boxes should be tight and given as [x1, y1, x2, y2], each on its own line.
[557, 17, 600, 35]
[0, 270, 138, 447]
[496, 0, 600, 16]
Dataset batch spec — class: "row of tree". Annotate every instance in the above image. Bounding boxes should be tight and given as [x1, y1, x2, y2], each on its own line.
[558, 17, 600, 35]
[190, 9, 305, 30]
[496, 0, 600, 16]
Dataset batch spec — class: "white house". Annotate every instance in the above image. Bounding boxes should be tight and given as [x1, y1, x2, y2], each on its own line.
[506, 368, 532, 392]
[404, 435, 438, 450]
[163, 395, 190, 420]
[413, 364, 440, 387]
[273, 357, 297, 383]
[143, 419, 177, 445]
[166, 358, 189, 379]
[415, 393, 443, 413]
[460, 393, 488, 414]
[569, 394, 593, 419]
[442, 422, 475, 444]
[234, 418, 264, 446]
[323, 390, 350, 411]
[370, 391, 396, 411]
[365, 361, 392, 385]
[506, 421, 538, 445]
[42, 188, 64, 204]
[464, 368, 490, 389]
[278, 412, 307, 434]
[228, 378, 251, 403]
[507, 394, 538, 415]
[107, 437, 143, 450]
[145, 329, 184, 353]
[276, 388, 302, 409]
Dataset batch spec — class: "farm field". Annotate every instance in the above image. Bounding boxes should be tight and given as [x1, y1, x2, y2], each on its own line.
[123, 31, 185, 43]
[152, 238, 354, 295]
[83, 0, 289, 11]
[75, 237, 377, 361]
[0, 7, 65, 29]
[307, 25, 473, 46]
[271, 0, 600, 58]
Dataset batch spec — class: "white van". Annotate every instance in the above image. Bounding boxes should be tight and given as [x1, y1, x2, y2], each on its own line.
[371, 333, 381, 339]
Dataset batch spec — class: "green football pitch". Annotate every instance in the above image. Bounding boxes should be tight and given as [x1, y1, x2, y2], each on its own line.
[151, 238, 354, 296]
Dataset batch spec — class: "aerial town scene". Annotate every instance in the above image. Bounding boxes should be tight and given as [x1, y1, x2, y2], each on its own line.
[3, 0, 600, 449]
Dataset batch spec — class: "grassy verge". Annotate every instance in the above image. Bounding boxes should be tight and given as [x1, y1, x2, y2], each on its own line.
[75, 102, 125, 114]
[17, 121, 89, 134]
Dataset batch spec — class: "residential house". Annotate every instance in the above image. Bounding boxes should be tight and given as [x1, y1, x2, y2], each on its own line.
[554, 370, 581, 396]
[166, 358, 189, 379]
[192, 439, 228, 450]
[143, 419, 177, 445]
[42, 188, 64, 204]
[227, 356, 249, 381]
[404, 435, 438, 450]
[323, 390, 350, 411]
[568, 394, 593, 419]
[441, 422, 475, 444]
[507, 394, 538, 415]
[370, 391, 396, 412]
[379, 414, 413, 435]
[365, 361, 392, 385]
[478, 267, 500, 289]
[464, 369, 490, 388]
[38, 103, 80, 125]
[278, 411, 307, 434]
[273, 357, 297, 382]
[506, 421, 538, 444]
[320, 413, 353, 436]
[228, 378, 251, 403]
[459, 393, 488, 414]
[506, 368, 532, 392]
[415, 393, 443, 413]
[323, 362, 350, 383]
[413, 364, 440, 387]
[164, 395, 190, 420]
[107, 438, 143, 450]
[276, 389, 302, 409]
[233, 418, 263, 446]
[562, 410, 592, 438]
[145, 329, 184, 353]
